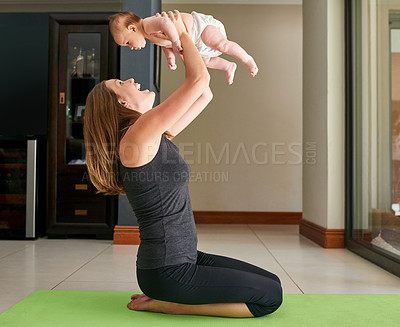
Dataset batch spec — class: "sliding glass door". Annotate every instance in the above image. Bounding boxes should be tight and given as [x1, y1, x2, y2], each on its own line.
[346, 0, 400, 276]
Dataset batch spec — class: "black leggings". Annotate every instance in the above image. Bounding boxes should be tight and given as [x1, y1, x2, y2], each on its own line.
[136, 251, 283, 317]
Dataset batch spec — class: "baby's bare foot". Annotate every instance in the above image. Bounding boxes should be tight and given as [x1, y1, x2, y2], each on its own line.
[244, 56, 258, 77]
[226, 62, 237, 85]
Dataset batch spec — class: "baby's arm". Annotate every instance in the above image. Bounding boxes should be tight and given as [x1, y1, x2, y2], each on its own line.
[143, 15, 182, 54]
[162, 47, 177, 70]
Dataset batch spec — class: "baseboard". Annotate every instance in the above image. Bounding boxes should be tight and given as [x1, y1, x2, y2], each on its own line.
[299, 219, 344, 248]
[114, 212, 303, 245]
[193, 211, 302, 224]
[113, 226, 140, 245]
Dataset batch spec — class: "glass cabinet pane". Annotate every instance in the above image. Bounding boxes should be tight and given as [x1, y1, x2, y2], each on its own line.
[66, 33, 101, 165]
[0, 140, 27, 234]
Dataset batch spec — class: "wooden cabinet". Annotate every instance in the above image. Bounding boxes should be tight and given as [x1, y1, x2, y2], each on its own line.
[0, 138, 46, 239]
[47, 14, 118, 239]
[0, 140, 27, 238]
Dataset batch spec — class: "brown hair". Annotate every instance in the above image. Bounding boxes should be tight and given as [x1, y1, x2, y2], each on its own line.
[83, 81, 171, 195]
[109, 11, 142, 35]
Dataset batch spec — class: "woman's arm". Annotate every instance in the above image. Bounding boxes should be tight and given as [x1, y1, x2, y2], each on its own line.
[168, 87, 213, 138]
[126, 11, 209, 144]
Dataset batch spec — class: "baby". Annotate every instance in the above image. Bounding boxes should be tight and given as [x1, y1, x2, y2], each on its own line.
[109, 11, 258, 85]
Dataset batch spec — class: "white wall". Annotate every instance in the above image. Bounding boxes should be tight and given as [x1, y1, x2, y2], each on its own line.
[302, 0, 344, 229]
[161, 3, 303, 212]
[0, 0, 303, 214]
[392, 30, 400, 53]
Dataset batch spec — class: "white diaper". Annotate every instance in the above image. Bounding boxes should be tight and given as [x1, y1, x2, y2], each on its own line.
[190, 11, 227, 58]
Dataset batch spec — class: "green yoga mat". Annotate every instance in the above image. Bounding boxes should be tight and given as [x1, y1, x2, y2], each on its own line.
[0, 290, 399, 327]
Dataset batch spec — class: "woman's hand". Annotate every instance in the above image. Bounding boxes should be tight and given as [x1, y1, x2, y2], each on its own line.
[157, 10, 186, 36]
[167, 10, 186, 36]
[156, 10, 185, 54]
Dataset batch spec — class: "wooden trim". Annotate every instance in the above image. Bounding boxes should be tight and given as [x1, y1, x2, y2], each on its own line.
[113, 211, 302, 244]
[113, 226, 140, 245]
[0, 194, 26, 204]
[49, 14, 114, 25]
[193, 211, 302, 224]
[0, 164, 27, 169]
[47, 15, 59, 232]
[299, 219, 345, 248]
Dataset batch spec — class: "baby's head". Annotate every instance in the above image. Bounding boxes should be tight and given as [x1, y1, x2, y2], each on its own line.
[109, 11, 146, 50]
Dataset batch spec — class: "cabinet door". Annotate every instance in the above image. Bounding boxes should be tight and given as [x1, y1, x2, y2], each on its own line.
[58, 25, 108, 172]
[48, 15, 118, 239]
[0, 140, 27, 238]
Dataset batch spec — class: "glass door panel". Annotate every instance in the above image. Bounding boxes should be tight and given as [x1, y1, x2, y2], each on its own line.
[378, 23, 400, 257]
[348, 0, 400, 275]
[57, 24, 108, 171]
[66, 33, 100, 165]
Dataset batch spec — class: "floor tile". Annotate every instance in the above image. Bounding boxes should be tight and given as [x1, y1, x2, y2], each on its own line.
[281, 262, 400, 293]
[249, 224, 320, 249]
[271, 248, 400, 293]
[1, 224, 399, 315]
[0, 279, 58, 313]
[0, 239, 111, 282]
[66, 245, 138, 283]
[0, 240, 37, 259]
[54, 281, 141, 292]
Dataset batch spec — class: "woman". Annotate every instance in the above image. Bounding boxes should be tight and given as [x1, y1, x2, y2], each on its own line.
[84, 11, 282, 318]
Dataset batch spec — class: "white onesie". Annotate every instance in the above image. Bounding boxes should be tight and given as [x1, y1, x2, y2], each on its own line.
[190, 11, 227, 58]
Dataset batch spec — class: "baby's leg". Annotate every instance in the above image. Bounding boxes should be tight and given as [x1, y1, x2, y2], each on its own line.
[201, 25, 258, 77]
[203, 57, 237, 85]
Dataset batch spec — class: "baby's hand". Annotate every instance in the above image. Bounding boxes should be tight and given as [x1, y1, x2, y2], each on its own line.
[166, 55, 177, 70]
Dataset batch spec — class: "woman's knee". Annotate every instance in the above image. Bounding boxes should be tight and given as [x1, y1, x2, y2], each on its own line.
[269, 285, 283, 314]
[267, 282, 283, 314]
[250, 282, 283, 317]
[270, 272, 282, 285]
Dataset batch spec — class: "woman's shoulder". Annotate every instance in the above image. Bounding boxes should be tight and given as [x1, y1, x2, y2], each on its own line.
[119, 131, 164, 168]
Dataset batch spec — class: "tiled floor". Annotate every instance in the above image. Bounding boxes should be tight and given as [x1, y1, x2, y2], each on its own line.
[1, 224, 400, 313]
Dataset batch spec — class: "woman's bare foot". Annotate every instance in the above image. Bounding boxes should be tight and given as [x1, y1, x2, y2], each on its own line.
[244, 56, 258, 77]
[127, 294, 176, 314]
[226, 62, 237, 85]
[127, 294, 157, 311]
[130, 294, 142, 301]
[127, 293, 253, 317]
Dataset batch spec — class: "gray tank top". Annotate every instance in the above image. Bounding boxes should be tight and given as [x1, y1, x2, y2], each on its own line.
[119, 134, 198, 269]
